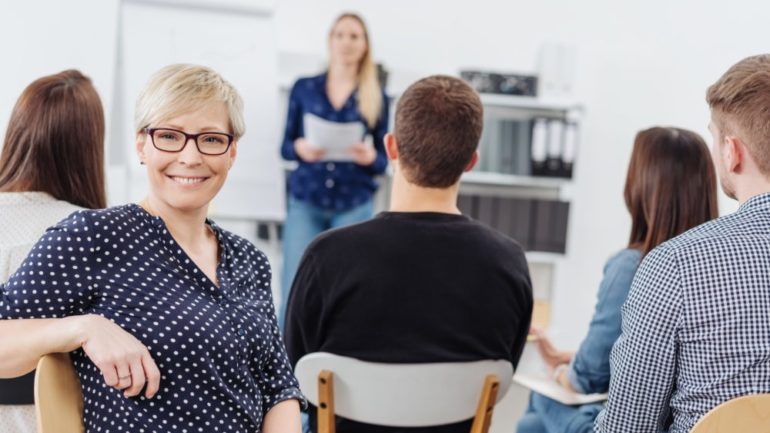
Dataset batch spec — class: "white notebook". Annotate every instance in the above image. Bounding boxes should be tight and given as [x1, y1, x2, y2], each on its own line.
[513, 372, 608, 406]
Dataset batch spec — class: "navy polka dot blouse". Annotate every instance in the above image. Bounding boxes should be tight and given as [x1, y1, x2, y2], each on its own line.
[280, 73, 389, 211]
[0, 204, 306, 432]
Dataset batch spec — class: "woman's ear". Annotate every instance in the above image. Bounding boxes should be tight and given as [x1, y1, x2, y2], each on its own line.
[228, 141, 238, 169]
[135, 131, 147, 164]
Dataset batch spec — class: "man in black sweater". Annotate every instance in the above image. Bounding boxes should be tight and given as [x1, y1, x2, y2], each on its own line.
[284, 75, 533, 433]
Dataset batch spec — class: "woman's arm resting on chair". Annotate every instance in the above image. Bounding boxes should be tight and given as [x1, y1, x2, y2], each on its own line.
[262, 399, 301, 433]
[0, 316, 83, 377]
[0, 314, 161, 398]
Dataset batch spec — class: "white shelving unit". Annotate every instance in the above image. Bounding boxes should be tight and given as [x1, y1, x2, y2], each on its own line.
[479, 93, 581, 112]
[462, 93, 582, 332]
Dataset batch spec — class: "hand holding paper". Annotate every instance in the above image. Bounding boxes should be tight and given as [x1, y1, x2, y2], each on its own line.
[303, 113, 367, 162]
[294, 137, 325, 162]
[349, 135, 376, 166]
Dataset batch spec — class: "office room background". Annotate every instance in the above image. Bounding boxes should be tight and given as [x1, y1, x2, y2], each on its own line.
[0, 0, 765, 429]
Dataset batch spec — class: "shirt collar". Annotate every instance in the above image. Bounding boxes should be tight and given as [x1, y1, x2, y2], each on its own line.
[738, 192, 770, 213]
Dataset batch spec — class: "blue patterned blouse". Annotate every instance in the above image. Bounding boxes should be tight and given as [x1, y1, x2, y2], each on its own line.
[281, 73, 389, 211]
[0, 204, 305, 432]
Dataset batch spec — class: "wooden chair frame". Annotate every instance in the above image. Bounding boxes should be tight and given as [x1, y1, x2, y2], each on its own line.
[690, 393, 770, 433]
[34, 353, 85, 433]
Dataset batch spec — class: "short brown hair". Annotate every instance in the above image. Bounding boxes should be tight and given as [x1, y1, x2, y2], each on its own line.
[624, 127, 718, 255]
[394, 75, 483, 187]
[706, 54, 770, 175]
[0, 70, 106, 209]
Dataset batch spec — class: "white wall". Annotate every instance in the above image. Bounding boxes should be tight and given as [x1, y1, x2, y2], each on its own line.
[0, 0, 120, 151]
[274, 0, 767, 345]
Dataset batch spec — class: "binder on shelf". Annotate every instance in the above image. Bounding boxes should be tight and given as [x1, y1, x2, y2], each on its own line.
[476, 195, 497, 228]
[527, 117, 577, 179]
[530, 199, 570, 253]
[550, 200, 570, 252]
[477, 114, 500, 173]
[497, 198, 532, 249]
[546, 119, 564, 177]
[530, 118, 549, 176]
[514, 120, 533, 176]
[498, 121, 516, 175]
[562, 122, 578, 178]
[457, 193, 476, 217]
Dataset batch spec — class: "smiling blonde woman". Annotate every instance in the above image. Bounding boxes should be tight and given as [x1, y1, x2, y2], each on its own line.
[0, 64, 305, 433]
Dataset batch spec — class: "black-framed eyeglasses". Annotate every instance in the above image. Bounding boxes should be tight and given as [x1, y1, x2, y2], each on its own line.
[145, 128, 234, 156]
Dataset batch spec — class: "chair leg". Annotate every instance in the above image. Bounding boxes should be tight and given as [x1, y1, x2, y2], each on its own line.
[317, 370, 335, 433]
[469, 374, 500, 433]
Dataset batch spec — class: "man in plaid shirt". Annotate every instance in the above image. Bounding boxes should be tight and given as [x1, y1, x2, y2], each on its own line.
[595, 54, 770, 433]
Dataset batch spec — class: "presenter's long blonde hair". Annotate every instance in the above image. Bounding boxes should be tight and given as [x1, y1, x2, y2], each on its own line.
[330, 13, 382, 129]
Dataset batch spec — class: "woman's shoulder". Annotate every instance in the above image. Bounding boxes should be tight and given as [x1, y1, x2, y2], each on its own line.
[53, 203, 147, 233]
[292, 73, 325, 92]
[603, 248, 642, 274]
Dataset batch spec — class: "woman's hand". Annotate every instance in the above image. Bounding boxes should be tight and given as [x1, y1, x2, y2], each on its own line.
[294, 138, 325, 162]
[73, 314, 161, 399]
[530, 327, 574, 369]
[349, 139, 377, 166]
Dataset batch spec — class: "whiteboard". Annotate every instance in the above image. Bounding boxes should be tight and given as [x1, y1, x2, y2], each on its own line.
[118, 0, 285, 221]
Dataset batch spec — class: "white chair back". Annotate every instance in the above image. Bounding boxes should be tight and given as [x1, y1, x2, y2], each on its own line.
[294, 352, 513, 427]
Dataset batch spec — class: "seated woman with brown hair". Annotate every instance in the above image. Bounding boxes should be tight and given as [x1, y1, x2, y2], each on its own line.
[516, 126, 719, 433]
[0, 69, 106, 433]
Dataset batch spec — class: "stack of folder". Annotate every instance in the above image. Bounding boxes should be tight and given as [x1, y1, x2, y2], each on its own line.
[458, 195, 569, 253]
[476, 117, 578, 179]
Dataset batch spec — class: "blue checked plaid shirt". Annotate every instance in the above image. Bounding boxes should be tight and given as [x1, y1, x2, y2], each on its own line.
[595, 192, 770, 433]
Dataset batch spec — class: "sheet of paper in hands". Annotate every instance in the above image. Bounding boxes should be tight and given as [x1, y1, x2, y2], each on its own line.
[303, 113, 367, 161]
[513, 372, 608, 406]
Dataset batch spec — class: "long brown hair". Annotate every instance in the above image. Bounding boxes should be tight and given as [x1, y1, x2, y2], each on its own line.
[0, 69, 106, 209]
[624, 127, 718, 255]
[330, 13, 383, 129]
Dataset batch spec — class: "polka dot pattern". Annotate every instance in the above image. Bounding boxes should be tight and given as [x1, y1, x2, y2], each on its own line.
[0, 203, 305, 432]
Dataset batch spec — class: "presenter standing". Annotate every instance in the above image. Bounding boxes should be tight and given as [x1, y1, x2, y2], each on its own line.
[279, 13, 388, 325]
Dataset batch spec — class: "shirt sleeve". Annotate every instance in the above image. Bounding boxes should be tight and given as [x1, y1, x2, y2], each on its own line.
[568, 250, 639, 394]
[0, 211, 98, 319]
[280, 81, 303, 161]
[249, 251, 308, 416]
[361, 91, 389, 175]
[594, 246, 681, 433]
[283, 249, 323, 369]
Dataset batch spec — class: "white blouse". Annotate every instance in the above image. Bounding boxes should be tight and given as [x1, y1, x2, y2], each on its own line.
[0, 191, 80, 433]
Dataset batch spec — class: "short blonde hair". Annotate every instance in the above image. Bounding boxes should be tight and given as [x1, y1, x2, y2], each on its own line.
[134, 64, 245, 139]
[707, 54, 770, 175]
